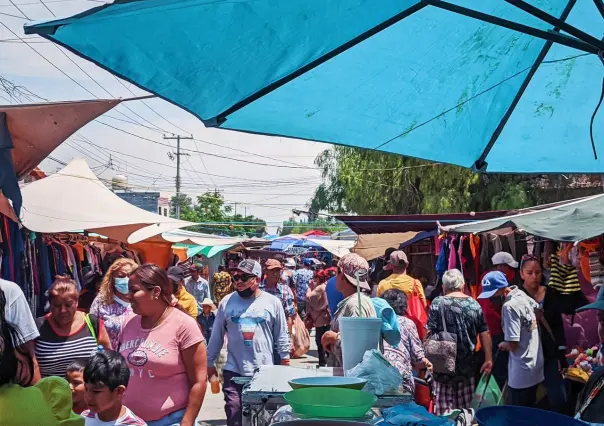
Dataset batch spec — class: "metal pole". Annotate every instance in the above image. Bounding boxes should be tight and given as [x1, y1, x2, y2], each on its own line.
[176, 135, 181, 219]
[164, 135, 192, 219]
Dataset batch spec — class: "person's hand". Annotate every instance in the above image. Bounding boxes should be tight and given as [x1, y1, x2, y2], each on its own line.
[480, 360, 493, 375]
[498, 341, 512, 352]
[207, 366, 217, 380]
[424, 358, 433, 372]
[321, 331, 339, 351]
[280, 359, 291, 366]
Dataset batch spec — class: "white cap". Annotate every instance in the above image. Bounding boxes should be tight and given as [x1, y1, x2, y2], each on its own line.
[284, 258, 296, 268]
[491, 252, 518, 268]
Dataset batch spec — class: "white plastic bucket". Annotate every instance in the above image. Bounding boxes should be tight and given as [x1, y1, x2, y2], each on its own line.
[339, 317, 382, 375]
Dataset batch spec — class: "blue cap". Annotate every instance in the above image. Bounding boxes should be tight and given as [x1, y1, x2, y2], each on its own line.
[302, 258, 313, 266]
[477, 271, 509, 299]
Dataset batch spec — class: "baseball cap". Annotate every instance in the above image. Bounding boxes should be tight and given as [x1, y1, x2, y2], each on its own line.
[236, 259, 262, 278]
[338, 253, 371, 291]
[167, 266, 185, 282]
[284, 258, 296, 268]
[477, 271, 510, 299]
[384, 250, 408, 270]
[265, 259, 283, 270]
[302, 258, 313, 266]
[492, 252, 518, 269]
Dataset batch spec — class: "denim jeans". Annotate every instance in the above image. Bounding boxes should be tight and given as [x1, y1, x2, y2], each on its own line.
[146, 409, 186, 426]
[223, 370, 245, 426]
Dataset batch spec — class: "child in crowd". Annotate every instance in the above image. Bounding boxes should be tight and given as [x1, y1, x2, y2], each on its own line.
[66, 358, 89, 414]
[81, 350, 147, 426]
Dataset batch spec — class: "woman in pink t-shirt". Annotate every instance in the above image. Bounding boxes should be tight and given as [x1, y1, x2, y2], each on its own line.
[119, 264, 207, 426]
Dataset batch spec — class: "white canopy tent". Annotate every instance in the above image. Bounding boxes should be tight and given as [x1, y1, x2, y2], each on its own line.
[20, 158, 195, 243]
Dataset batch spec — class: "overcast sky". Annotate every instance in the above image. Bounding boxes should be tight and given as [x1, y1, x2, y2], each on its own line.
[0, 0, 329, 233]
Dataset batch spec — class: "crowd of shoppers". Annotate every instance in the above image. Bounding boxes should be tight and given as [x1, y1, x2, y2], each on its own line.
[2, 246, 604, 425]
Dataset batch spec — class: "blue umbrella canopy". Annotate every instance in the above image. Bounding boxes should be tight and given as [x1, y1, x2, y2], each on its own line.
[25, 0, 604, 172]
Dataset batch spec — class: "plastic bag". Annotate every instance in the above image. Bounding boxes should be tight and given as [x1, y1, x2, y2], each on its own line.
[381, 402, 453, 426]
[347, 349, 402, 395]
[406, 280, 428, 340]
[372, 297, 401, 346]
[471, 373, 502, 409]
[291, 314, 310, 358]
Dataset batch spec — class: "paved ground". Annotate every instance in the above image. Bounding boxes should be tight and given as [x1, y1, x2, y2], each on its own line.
[197, 334, 320, 426]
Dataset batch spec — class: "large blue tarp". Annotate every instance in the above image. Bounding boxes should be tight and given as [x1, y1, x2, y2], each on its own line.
[25, 0, 604, 173]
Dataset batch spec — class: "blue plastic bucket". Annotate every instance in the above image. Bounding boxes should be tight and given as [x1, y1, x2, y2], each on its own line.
[475, 406, 587, 426]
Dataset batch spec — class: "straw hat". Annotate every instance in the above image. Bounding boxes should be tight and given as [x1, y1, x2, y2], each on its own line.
[201, 298, 216, 309]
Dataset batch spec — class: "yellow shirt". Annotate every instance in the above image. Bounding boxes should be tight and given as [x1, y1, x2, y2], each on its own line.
[175, 285, 199, 318]
[376, 273, 427, 306]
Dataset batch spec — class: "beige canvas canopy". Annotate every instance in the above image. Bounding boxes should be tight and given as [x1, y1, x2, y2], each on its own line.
[20, 158, 195, 243]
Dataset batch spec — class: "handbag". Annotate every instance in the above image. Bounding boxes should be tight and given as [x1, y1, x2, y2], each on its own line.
[406, 279, 428, 340]
[291, 314, 311, 358]
[424, 299, 457, 375]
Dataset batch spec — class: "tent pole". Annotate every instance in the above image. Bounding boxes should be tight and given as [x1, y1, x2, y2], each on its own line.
[505, 0, 604, 51]
[426, 0, 598, 54]
[594, 0, 604, 19]
[472, 0, 576, 172]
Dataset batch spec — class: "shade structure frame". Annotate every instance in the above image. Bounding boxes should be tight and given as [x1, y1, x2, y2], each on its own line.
[23, 0, 604, 173]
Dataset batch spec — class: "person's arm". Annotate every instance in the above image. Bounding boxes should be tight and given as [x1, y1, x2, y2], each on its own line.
[479, 331, 493, 374]
[97, 321, 112, 350]
[407, 319, 429, 370]
[181, 342, 208, 426]
[425, 298, 440, 337]
[23, 341, 41, 385]
[206, 300, 227, 378]
[273, 299, 291, 365]
[500, 304, 521, 353]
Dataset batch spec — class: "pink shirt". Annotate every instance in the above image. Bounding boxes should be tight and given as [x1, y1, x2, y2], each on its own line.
[119, 309, 204, 421]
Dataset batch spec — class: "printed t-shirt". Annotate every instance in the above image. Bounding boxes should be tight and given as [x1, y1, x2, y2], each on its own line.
[376, 273, 426, 305]
[119, 309, 204, 421]
[89, 296, 132, 351]
[206, 291, 291, 376]
[502, 287, 544, 389]
[82, 406, 147, 425]
[293, 269, 314, 302]
[0, 278, 39, 345]
[174, 285, 198, 318]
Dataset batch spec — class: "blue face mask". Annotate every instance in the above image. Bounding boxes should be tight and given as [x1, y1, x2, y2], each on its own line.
[114, 277, 130, 295]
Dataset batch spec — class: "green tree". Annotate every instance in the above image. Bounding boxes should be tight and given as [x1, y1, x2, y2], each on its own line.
[177, 191, 267, 237]
[307, 146, 585, 215]
[170, 193, 193, 217]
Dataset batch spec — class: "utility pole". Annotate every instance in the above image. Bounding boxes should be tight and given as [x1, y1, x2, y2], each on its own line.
[164, 135, 192, 219]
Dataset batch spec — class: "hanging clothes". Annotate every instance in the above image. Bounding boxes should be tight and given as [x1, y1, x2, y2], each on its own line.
[546, 253, 588, 315]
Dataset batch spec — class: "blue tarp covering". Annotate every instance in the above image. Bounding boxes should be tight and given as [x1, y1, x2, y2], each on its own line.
[25, 0, 604, 172]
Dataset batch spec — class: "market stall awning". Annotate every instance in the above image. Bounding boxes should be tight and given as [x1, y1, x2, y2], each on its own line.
[24, 1, 604, 173]
[353, 232, 419, 260]
[443, 194, 604, 242]
[1, 99, 121, 179]
[306, 238, 355, 258]
[20, 158, 195, 243]
[336, 211, 508, 235]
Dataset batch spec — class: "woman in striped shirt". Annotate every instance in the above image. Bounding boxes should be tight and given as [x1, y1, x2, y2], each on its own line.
[35, 276, 111, 378]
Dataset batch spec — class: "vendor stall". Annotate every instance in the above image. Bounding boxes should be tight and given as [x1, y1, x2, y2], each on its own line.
[240, 365, 413, 426]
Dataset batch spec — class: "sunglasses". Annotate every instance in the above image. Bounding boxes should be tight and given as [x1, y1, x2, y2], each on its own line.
[520, 254, 540, 268]
[232, 274, 256, 282]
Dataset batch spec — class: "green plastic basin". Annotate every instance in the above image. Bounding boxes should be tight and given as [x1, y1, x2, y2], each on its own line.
[288, 377, 367, 390]
[284, 387, 377, 419]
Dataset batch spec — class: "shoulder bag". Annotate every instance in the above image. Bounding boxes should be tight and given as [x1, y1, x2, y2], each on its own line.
[424, 299, 457, 375]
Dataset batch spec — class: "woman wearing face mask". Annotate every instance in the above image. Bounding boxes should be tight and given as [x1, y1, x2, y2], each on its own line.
[119, 264, 207, 426]
[519, 254, 568, 413]
[90, 258, 138, 350]
[35, 276, 111, 378]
